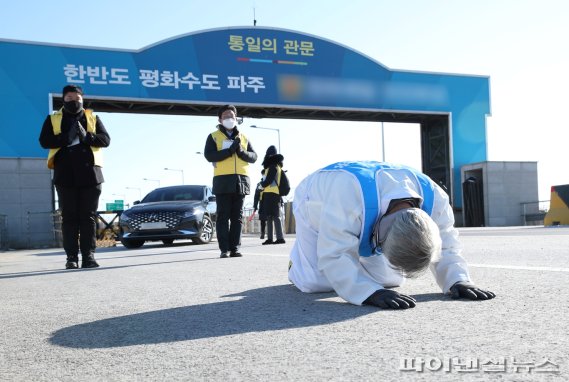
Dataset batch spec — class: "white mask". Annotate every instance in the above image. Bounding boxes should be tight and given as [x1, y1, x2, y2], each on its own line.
[222, 118, 236, 130]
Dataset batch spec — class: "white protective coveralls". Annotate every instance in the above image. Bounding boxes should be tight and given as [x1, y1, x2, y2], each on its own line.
[288, 161, 472, 305]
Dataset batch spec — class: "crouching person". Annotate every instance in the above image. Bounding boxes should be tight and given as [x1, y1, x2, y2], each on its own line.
[288, 161, 495, 309]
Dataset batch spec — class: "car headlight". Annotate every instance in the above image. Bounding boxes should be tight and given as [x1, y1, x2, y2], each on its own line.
[120, 212, 131, 222]
[183, 209, 197, 218]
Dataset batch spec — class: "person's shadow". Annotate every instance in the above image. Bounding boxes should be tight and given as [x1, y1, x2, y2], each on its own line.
[50, 284, 448, 349]
[48, 285, 349, 349]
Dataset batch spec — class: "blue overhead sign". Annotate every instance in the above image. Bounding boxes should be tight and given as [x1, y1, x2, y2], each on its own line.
[0, 26, 489, 111]
[0, 26, 491, 207]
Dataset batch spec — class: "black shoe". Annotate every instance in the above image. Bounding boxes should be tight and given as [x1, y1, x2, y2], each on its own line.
[81, 259, 99, 268]
[260, 233, 265, 240]
[262, 240, 274, 245]
[274, 239, 286, 244]
[230, 251, 243, 257]
[220, 252, 229, 258]
[65, 261, 79, 269]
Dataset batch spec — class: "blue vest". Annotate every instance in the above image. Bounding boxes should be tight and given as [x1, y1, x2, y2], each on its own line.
[321, 161, 435, 257]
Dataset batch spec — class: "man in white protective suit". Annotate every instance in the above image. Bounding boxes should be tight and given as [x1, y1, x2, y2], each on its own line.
[288, 161, 495, 309]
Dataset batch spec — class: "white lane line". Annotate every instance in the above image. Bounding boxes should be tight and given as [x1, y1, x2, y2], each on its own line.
[245, 254, 569, 272]
[469, 263, 569, 272]
[246, 255, 569, 273]
[246, 253, 289, 258]
[461, 235, 569, 238]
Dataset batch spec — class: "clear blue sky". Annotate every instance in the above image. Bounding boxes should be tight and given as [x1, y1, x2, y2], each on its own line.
[2, 0, 567, 208]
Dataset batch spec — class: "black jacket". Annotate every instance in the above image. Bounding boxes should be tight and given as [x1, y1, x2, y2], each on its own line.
[260, 154, 284, 217]
[39, 109, 110, 187]
[204, 125, 257, 195]
[261, 154, 284, 188]
[252, 182, 267, 219]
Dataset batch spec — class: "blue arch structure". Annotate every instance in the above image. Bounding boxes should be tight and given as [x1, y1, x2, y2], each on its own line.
[0, 26, 490, 208]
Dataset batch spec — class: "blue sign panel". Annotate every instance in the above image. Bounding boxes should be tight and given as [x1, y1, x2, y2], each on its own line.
[0, 26, 490, 207]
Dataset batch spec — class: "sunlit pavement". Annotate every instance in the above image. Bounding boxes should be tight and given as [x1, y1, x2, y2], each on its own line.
[1, 227, 568, 381]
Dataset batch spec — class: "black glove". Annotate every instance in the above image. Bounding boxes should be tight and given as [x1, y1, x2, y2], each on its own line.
[234, 136, 242, 153]
[66, 124, 78, 144]
[450, 281, 496, 300]
[76, 121, 87, 141]
[363, 289, 416, 309]
[229, 137, 240, 154]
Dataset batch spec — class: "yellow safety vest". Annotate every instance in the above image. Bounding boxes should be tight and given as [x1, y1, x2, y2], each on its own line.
[211, 129, 249, 176]
[46, 109, 102, 169]
[263, 166, 281, 195]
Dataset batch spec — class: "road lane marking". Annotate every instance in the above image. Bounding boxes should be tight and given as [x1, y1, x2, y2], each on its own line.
[244, 253, 569, 272]
[247, 255, 569, 273]
[469, 263, 569, 272]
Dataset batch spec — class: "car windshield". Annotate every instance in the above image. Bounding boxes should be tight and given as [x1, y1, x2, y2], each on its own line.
[141, 186, 204, 203]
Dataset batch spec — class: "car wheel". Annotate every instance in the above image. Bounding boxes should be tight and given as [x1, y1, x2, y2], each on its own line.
[162, 239, 174, 246]
[192, 215, 213, 244]
[121, 239, 144, 249]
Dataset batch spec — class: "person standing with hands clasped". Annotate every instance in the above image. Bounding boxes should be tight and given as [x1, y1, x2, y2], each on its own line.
[39, 85, 110, 269]
[204, 105, 257, 258]
[260, 145, 285, 245]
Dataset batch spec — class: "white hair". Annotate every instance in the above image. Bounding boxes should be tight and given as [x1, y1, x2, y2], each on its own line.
[381, 208, 442, 278]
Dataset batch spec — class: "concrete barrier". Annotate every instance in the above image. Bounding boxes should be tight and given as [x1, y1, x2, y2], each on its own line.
[544, 184, 569, 226]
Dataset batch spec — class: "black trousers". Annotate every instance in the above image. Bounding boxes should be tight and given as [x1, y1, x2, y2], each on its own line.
[56, 184, 102, 260]
[215, 193, 244, 253]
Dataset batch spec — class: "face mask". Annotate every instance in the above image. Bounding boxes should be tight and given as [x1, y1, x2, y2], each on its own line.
[63, 100, 83, 114]
[222, 118, 236, 130]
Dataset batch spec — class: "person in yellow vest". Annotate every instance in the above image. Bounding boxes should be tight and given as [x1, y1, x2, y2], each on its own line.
[204, 105, 257, 258]
[39, 85, 110, 269]
[260, 145, 285, 245]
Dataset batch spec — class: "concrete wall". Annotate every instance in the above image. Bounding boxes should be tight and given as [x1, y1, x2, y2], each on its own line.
[0, 158, 55, 249]
[461, 161, 539, 226]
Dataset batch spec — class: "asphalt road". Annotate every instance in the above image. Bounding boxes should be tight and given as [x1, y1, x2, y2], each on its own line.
[1, 226, 568, 381]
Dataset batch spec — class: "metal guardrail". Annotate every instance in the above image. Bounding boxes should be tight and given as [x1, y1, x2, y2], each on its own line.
[13, 205, 293, 250]
[24, 210, 122, 248]
[242, 203, 295, 234]
[95, 210, 123, 247]
[521, 200, 550, 226]
[25, 211, 61, 248]
[53, 210, 63, 246]
[0, 214, 8, 250]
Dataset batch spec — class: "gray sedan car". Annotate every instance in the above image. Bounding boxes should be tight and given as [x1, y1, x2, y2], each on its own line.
[119, 185, 216, 249]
